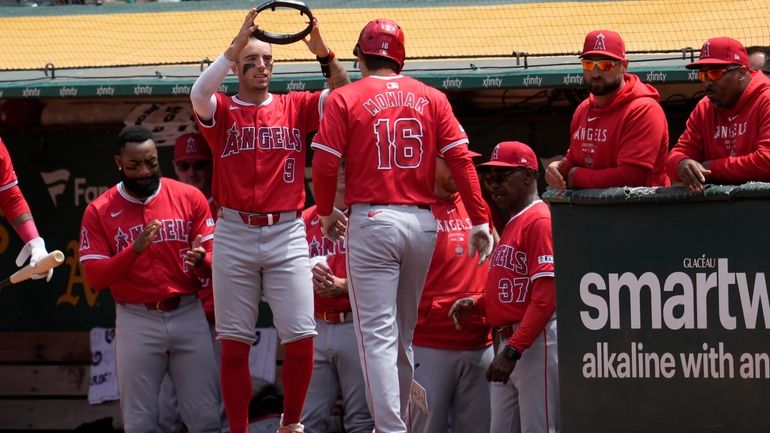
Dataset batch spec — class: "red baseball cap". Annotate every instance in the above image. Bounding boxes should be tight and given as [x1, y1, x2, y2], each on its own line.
[173, 133, 211, 162]
[686, 37, 749, 69]
[580, 30, 626, 60]
[478, 141, 538, 171]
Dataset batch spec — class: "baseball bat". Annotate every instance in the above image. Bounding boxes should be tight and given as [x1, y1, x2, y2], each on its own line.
[0, 250, 65, 290]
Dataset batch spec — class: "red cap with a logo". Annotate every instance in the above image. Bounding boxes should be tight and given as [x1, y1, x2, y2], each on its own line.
[686, 37, 749, 69]
[478, 141, 538, 171]
[580, 30, 626, 61]
[173, 133, 211, 162]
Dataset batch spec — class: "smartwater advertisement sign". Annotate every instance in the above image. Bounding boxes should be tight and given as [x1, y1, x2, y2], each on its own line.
[547, 187, 770, 433]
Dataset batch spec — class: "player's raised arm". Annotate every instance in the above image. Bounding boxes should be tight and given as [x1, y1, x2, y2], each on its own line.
[302, 18, 351, 90]
[191, 9, 258, 122]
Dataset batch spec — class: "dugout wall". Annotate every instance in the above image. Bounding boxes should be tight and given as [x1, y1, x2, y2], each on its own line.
[545, 185, 770, 433]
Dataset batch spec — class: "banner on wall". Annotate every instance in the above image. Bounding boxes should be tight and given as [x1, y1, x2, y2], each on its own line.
[546, 186, 770, 433]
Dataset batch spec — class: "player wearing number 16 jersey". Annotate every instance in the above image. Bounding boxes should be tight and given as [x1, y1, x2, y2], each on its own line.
[311, 19, 493, 433]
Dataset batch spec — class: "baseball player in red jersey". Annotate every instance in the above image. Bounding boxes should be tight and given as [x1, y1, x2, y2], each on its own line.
[667, 37, 770, 191]
[409, 156, 494, 433]
[79, 126, 221, 433]
[190, 9, 350, 433]
[311, 19, 493, 433]
[173, 132, 216, 323]
[156, 132, 226, 433]
[545, 30, 669, 190]
[452, 141, 558, 433]
[300, 164, 374, 433]
[0, 137, 53, 281]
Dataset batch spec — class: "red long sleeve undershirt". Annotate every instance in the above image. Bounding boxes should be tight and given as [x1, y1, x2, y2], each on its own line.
[508, 277, 556, 352]
[0, 185, 38, 242]
[443, 146, 488, 225]
[311, 150, 340, 217]
[82, 247, 140, 290]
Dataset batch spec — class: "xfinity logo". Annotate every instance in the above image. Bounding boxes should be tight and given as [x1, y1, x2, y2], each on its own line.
[96, 86, 115, 97]
[645, 72, 666, 82]
[563, 74, 584, 86]
[58, 87, 78, 97]
[286, 81, 306, 91]
[171, 84, 191, 95]
[482, 76, 503, 88]
[522, 75, 543, 87]
[22, 87, 41, 98]
[442, 78, 462, 89]
[133, 85, 153, 96]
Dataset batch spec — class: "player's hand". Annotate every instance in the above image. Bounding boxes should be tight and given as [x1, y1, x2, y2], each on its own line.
[320, 208, 348, 242]
[449, 296, 477, 330]
[16, 236, 52, 282]
[486, 351, 517, 384]
[225, 8, 258, 62]
[545, 159, 567, 190]
[184, 235, 206, 268]
[677, 158, 712, 192]
[132, 220, 162, 254]
[566, 166, 578, 188]
[311, 262, 346, 297]
[302, 17, 330, 58]
[469, 223, 493, 264]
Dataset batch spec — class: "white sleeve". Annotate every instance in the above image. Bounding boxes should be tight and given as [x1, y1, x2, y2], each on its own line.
[190, 54, 234, 121]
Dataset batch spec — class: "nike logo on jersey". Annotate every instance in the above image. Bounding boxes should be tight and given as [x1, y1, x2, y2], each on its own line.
[229, 105, 240, 110]
[367, 210, 383, 218]
[728, 115, 739, 122]
[111, 209, 124, 218]
[310, 217, 320, 226]
[587, 116, 599, 122]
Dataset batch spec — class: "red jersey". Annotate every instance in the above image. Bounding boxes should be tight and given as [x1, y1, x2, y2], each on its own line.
[565, 73, 669, 187]
[196, 91, 326, 212]
[485, 200, 555, 349]
[0, 139, 18, 193]
[302, 205, 350, 313]
[79, 178, 215, 304]
[312, 75, 475, 208]
[667, 70, 770, 183]
[413, 194, 492, 350]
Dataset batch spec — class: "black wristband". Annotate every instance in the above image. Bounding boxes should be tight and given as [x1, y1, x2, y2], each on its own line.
[503, 346, 521, 361]
[317, 50, 335, 78]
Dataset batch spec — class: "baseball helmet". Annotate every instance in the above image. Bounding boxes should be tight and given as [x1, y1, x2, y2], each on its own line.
[354, 19, 405, 72]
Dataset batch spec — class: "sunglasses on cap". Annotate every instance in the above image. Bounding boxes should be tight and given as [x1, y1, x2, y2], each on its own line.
[175, 161, 210, 171]
[581, 59, 621, 72]
[482, 168, 526, 187]
[697, 65, 743, 82]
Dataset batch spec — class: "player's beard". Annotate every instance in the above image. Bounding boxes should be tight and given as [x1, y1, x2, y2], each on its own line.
[121, 171, 161, 198]
[587, 74, 622, 96]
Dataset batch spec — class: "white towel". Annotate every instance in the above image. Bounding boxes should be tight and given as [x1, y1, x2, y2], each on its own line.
[88, 327, 120, 405]
[248, 327, 278, 384]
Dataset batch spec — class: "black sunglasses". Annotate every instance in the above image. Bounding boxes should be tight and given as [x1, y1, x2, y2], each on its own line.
[482, 167, 526, 186]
